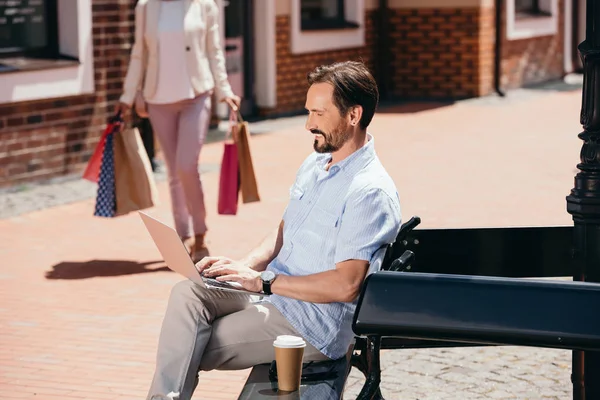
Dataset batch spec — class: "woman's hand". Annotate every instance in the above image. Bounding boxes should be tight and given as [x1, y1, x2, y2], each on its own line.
[223, 95, 241, 112]
[115, 102, 130, 117]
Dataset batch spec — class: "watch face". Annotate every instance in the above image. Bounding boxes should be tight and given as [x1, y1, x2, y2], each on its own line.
[261, 271, 276, 282]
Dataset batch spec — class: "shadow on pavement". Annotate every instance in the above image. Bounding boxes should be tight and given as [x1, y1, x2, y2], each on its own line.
[45, 259, 170, 280]
[525, 79, 583, 92]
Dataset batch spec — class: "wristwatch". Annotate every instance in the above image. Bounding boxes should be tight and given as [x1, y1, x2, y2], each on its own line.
[260, 271, 277, 295]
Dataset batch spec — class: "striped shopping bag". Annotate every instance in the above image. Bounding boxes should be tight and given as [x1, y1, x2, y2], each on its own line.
[93, 132, 117, 218]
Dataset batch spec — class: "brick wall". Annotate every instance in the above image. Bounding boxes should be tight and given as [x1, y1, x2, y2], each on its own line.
[0, 0, 136, 188]
[0, 1, 566, 188]
[388, 8, 488, 100]
[500, 0, 565, 89]
[262, 11, 378, 117]
[479, 6, 496, 97]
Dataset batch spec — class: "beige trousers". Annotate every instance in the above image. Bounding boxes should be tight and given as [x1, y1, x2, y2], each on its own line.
[147, 280, 329, 400]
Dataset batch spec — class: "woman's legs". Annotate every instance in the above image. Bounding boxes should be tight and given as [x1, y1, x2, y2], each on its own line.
[147, 93, 212, 255]
[147, 102, 191, 239]
[175, 93, 211, 239]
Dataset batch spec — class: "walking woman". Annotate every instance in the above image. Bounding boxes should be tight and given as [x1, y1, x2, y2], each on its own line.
[118, 0, 240, 262]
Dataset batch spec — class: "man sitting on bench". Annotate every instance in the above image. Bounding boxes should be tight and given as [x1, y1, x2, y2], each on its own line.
[146, 61, 402, 400]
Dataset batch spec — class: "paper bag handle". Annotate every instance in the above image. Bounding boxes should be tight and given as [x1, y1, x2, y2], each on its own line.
[225, 109, 245, 141]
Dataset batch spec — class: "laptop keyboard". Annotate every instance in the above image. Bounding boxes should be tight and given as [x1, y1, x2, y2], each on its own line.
[202, 277, 239, 289]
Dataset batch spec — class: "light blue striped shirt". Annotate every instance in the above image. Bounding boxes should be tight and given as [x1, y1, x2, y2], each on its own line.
[264, 135, 402, 359]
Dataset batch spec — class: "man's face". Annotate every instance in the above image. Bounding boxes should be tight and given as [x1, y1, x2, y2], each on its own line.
[304, 83, 352, 154]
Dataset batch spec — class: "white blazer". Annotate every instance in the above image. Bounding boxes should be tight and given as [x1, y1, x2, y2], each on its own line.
[120, 0, 234, 106]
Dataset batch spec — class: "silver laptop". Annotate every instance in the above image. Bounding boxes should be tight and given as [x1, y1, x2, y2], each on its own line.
[139, 211, 268, 297]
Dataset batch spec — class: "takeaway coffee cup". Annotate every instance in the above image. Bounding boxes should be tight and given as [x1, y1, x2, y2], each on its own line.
[273, 335, 307, 392]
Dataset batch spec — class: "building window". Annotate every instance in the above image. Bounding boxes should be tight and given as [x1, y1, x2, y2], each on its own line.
[515, 0, 552, 19]
[290, 0, 365, 54]
[507, 0, 557, 40]
[0, 0, 59, 58]
[0, 0, 94, 104]
[300, 0, 358, 31]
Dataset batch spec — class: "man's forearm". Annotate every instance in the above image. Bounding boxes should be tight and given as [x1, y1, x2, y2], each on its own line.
[270, 270, 361, 303]
[240, 221, 284, 272]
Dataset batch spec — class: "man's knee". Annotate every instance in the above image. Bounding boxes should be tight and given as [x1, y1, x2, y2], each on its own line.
[167, 280, 222, 312]
[198, 348, 251, 372]
[168, 280, 197, 306]
[198, 353, 218, 372]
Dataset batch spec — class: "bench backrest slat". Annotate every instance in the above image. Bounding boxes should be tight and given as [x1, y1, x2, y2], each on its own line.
[353, 272, 600, 351]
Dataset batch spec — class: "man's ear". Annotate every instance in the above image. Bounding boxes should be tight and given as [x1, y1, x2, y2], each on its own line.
[348, 106, 363, 127]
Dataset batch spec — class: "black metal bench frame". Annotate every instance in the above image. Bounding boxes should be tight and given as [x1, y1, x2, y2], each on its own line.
[350, 270, 600, 399]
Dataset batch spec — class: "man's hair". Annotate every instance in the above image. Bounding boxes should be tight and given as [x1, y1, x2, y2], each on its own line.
[307, 61, 379, 130]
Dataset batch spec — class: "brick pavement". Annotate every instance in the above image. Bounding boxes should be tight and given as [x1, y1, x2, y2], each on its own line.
[0, 78, 583, 399]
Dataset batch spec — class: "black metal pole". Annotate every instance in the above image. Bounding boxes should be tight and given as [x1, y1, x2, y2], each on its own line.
[567, 1, 600, 399]
[493, 0, 505, 97]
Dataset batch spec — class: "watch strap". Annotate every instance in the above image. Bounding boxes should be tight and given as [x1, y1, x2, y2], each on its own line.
[262, 279, 272, 295]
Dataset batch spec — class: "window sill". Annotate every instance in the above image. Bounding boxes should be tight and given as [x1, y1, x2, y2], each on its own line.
[507, 15, 557, 40]
[301, 20, 360, 32]
[0, 56, 80, 75]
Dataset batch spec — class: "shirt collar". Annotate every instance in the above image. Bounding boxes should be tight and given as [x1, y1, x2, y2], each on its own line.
[315, 133, 376, 175]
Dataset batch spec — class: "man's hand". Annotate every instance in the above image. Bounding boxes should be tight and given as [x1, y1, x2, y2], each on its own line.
[195, 256, 262, 293]
[195, 256, 232, 274]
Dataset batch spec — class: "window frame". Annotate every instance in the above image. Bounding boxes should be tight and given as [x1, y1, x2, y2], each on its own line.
[290, 0, 365, 55]
[0, 0, 60, 59]
[0, 0, 95, 104]
[300, 0, 359, 31]
[507, 0, 558, 40]
[515, 0, 552, 19]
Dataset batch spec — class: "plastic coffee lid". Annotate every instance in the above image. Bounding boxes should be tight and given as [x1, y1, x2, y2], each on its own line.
[273, 335, 306, 348]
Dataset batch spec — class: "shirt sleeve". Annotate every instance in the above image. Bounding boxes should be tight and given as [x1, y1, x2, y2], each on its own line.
[120, 1, 147, 105]
[334, 188, 402, 265]
[205, 0, 234, 101]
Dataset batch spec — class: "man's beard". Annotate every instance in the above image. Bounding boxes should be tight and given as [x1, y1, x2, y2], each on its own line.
[312, 120, 352, 153]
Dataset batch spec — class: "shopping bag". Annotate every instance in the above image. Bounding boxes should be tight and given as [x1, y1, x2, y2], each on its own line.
[93, 132, 117, 218]
[113, 126, 159, 216]
[83, 113, 122, 183]
[232, 111, 260, 203]
[217, 142, 239, 215]
[218, 113, 240, 215]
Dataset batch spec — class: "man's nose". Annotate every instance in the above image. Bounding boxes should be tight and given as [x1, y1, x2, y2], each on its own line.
[305, 115, 316, 131]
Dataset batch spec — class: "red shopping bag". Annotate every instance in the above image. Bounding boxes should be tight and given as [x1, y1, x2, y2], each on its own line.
[83, 112, 122, 183]
[218, 141, 239, 215]
[217, 112, 240, 215]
